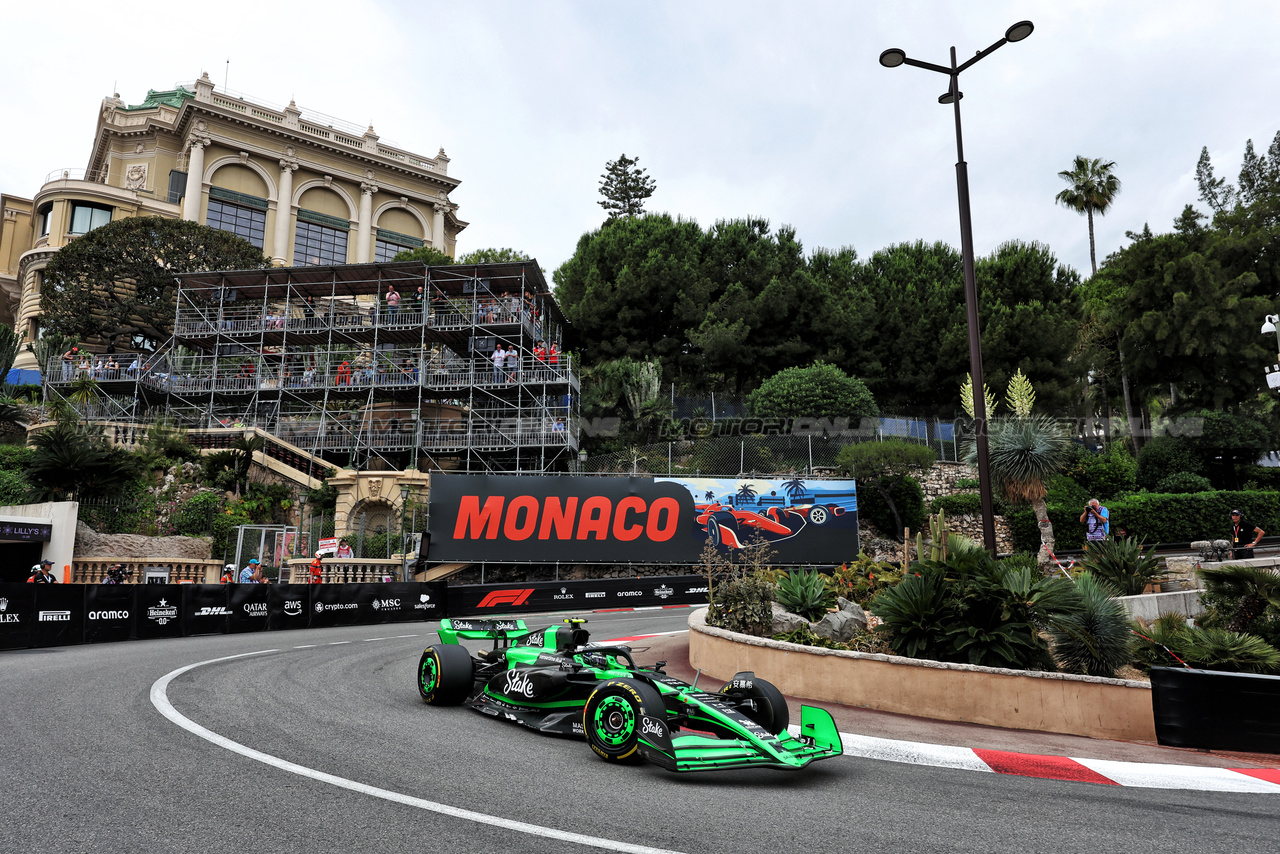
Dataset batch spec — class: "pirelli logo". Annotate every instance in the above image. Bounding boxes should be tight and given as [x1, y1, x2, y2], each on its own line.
[476, 589, 535, 608]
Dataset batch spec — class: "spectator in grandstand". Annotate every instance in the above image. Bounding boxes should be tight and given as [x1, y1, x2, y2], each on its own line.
[385, 283, 401, 321]
[492, 344, 505, 384]
[62, 346, 78, 381]
[506, 345, 518, 382]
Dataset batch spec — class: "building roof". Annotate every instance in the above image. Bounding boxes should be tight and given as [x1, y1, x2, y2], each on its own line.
[123, 87, 196, 111]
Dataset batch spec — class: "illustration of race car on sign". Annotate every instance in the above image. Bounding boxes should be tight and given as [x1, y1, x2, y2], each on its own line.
[416, 617, 842, 773]
[659, 476, 858, 550]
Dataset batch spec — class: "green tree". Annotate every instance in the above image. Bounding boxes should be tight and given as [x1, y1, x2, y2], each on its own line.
[747, 362, 877, 421]
[456, 247, 531, 265]
[25, 422, 141, 501]
[1055, 156, 1122, 275]
[391, 245, 455, 265]
[40, 217, 270, 351]
[598, 153, 656, 221]
[837, 439, 936, 542]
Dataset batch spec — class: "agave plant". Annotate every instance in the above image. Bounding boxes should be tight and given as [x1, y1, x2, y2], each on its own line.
[1079, 537, 1164, 596]
[1048, 572, 1132, 677]
[774, 569, 836, 622]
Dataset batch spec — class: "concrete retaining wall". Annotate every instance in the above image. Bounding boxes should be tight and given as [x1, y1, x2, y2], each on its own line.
[688, 608, 1156, 741]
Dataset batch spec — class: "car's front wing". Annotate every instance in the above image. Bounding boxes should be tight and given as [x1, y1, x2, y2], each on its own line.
[637, 704, 843, 772]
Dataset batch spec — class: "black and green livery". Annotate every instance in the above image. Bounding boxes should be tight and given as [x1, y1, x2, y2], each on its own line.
[417, 617, 843, 772]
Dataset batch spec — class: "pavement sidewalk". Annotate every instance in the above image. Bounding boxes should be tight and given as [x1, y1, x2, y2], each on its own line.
[628, 630, 1280, 776]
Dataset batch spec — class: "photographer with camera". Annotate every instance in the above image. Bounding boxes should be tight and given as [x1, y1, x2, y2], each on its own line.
[1079, 498, 1109, 549]
[103, 564, 134, 584]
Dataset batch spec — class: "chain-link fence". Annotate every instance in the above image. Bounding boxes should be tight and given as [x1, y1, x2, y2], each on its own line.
[581, 415, 961, 477]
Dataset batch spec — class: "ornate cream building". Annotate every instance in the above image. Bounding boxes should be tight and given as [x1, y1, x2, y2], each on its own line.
[0, 71, 466, 372]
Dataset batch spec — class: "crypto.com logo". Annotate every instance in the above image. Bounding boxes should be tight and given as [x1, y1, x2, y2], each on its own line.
[476, 589, 534, 608]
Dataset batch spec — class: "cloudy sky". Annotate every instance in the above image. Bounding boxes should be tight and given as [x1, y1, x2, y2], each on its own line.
[4, 1, 1278, 281]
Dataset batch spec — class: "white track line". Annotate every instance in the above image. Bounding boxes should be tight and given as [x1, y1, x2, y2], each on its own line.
[151, 650, 689, 854]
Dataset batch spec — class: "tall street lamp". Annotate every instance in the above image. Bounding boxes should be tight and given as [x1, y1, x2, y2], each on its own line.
[400, 483, 411, 582]
[879, 20, 1035, 554]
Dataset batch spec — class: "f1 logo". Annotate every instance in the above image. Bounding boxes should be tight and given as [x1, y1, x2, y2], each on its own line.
[476, 589, 534, 608]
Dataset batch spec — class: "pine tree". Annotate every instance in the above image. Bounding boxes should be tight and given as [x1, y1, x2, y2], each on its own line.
[597, 154, 656, 221]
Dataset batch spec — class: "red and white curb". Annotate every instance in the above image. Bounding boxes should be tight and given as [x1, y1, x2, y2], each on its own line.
[792, 728, 1280, 792]
[600, 632, 1280, 792]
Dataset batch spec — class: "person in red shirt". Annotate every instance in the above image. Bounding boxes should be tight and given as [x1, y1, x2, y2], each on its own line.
[547, 342, 559, 365]
[309, 551, 324, 584]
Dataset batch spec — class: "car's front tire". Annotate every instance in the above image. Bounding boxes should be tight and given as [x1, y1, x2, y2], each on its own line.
[583, 678, 666, 764]
[721, 676, 789, 734]
[418, 643, 474, 705]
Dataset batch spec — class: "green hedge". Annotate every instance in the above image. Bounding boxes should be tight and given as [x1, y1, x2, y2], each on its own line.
[1008, 490, 1280, 553]
[931, 493, 982, 515]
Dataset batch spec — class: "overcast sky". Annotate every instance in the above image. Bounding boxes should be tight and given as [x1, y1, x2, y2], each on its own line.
[4, 1, 1278, 282]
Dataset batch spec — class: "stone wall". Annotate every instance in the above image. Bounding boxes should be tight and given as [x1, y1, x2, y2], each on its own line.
[74, 521, 211, 560]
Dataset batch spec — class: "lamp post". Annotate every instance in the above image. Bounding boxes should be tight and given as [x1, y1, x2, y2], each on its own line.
[879, 20, 1034, 554]
[399, 483, 411, 582]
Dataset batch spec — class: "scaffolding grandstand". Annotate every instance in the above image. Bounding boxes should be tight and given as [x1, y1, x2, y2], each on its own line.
[42, 260, 580, 474]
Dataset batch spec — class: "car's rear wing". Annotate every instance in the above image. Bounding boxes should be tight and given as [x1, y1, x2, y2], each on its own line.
[438, 618, 531, 645]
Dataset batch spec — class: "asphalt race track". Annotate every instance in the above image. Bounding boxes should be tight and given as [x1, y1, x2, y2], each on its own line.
[3, 609, 1279, 854]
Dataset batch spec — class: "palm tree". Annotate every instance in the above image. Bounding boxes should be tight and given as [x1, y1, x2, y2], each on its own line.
[735, 483, 758, 505]
[782, 478, 807, 500]
[1055, 156, 1121, 276]
[967, 414, 1071, 573]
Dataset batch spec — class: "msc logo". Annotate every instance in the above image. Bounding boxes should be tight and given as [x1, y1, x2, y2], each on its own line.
[476, 589, 534, 608]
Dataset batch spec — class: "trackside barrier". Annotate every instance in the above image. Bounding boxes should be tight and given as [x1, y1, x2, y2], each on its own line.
[0, 577, 712, 649]
[448, 575, 710, 616]
[1150, 666, 1280, 753]
[0, 582, 448, 649]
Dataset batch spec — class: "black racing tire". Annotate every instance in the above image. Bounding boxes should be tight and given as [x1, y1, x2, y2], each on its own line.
[706, 515, 722, 547]
[721, 676, 789, 734]
[582, 678, 666, 764]
[418, 643, 474, 705]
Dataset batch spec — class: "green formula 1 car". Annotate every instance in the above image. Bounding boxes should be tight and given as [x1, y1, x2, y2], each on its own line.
[416, 617, 843, 773]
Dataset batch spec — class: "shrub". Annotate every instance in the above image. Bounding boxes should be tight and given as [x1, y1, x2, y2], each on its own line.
[931, 493, 981, 516]
[870, 566, 952, 660]
[1135, 435, 1202, 490]
[1130, 613, 1193, 673]
[1196, 564, 1280, 647]
[707, 572, 775, 636]
[1176, 628, 1280, 674]
[1048, 573, 1132, 677]
[829, 553, 901, 606]
[1065, 444, 1137, 499]
[1154, 472, 1213, 494]
[1044, 474, 1089, 509]
[1078, 537, 1165, 596]
[174, 491, 222, 536]
[953, 477, 981, 489]
[774, 569, 836, 621]
[857, 474, 926, 540]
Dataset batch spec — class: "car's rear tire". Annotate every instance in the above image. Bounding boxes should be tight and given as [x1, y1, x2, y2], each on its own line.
[418, 643, 474, 705]
[721, 676, 789, 734]
[583, 678, 665, 764]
